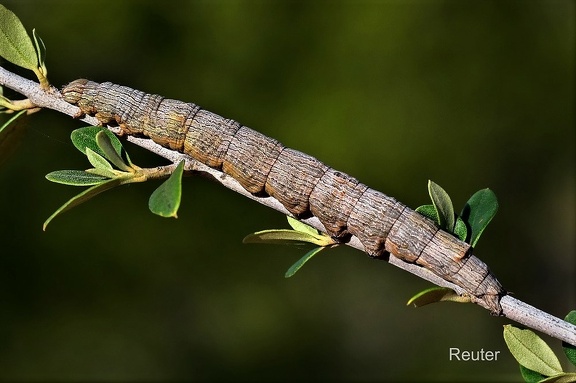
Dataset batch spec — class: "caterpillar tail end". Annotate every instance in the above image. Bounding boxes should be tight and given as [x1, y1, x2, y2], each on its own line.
[471, 292, 506, 316]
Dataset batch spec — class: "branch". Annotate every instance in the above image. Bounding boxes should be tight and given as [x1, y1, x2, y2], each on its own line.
[1, 66, 574, 346]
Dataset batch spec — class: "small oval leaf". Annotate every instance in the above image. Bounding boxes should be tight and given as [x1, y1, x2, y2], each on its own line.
[148, 160, 184, 218]
[461, 188, 498, 248]
[503, 325, 563, 377]
[428, 180, 455, 231]
[538, 373, 576, 383]
[32, 28, 48, 87]
[0, 4, 38, 70]
[519, 364, 548, 383]
[407, 287, 471, 307]
[563, 311, 576, 367]
[71, 127, 130, 166]
[86, 147, 113, 171]
[287, 216, 320, 236]
[33, 28, 46, 68]
[285, 247, 325, 278]
[95, 131, 132, 172]
[243, 229, 333, 247]
[43, 178, 123, 230]
[453, 216, 468, 242]
[84, 167, 118, 179]
[46, 170, 108, 186]
[71, 126, 107, 155]
[415, 204, 439, 224]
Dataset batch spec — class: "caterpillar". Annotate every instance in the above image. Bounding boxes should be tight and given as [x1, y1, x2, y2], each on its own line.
[62, 79, 505, 314]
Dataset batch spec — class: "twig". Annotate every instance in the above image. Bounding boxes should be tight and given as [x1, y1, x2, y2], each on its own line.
[1, 66, 574, 346]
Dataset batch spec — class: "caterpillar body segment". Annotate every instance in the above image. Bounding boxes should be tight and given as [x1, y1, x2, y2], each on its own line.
[265, 148, 329, 217]
[62, 79, 505, 314]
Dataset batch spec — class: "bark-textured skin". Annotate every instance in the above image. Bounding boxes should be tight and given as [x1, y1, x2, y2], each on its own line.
[62, 79, 505, 314]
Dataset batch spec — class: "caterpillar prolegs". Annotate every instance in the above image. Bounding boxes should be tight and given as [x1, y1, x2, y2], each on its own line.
[62, 79, 505, 314]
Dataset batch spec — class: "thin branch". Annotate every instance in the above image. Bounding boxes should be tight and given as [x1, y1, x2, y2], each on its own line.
[1, 66, 574, 346]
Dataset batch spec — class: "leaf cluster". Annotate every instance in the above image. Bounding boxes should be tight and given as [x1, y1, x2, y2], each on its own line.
[504, 311, 576, 382]
[0, 6, 186, 225]
[243, 216, 337, 278]
[0, 4, 49, 163]
[44, 126, 185, 229]
[416, 180, 498, 248]
[408, 181, 499, 308]
[0, 4, 48, 88]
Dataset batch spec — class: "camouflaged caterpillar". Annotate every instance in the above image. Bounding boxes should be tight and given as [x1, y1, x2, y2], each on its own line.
[62, 79, 505, 314]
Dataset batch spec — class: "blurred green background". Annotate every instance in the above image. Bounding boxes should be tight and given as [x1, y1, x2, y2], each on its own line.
[0, 0, 574, 381]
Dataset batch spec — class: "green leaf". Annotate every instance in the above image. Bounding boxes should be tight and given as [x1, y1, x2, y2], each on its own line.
[0, 109, 26, 166]
[96, 130, 134, 172]
[244, 229, 325, 246]
[71, 127, 132, 166]
[84, 148, 118, 178]
[564, 310, 576, 325]
[406, 287, 471, 307]
[43, 178, 123, 230]
[45, 170, 109, 186]
[0, 109, 25, 133]
[95, 131, 132, 171]
[563, 311, 576, 367]
[461, 188, 498, 248]
[71, 126, 108, 155]
[416, 205, 468, 241]
[415, 204, 439, 224]
[520, 364, 548, 383]
[453, 216, 468, 242]
[539, 374, 576, 383]
[287, 216, 320, 236]
[84, 167, 118, 179]
[243, 229, 307, 245]
[244, 216, 335, 247]
[0, 4, 38, 70]
[0, 92, 9, 110]
[503, 325, 563, 377]
[428, 180, 455, 231]
[32, 28, 47, 75]
[86, 147, 113, 172]
[148, 160, 184, 218]
[285, 246, 326, 278]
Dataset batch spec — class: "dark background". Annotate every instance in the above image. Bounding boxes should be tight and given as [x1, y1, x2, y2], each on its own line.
[0, 1, 574, 381]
